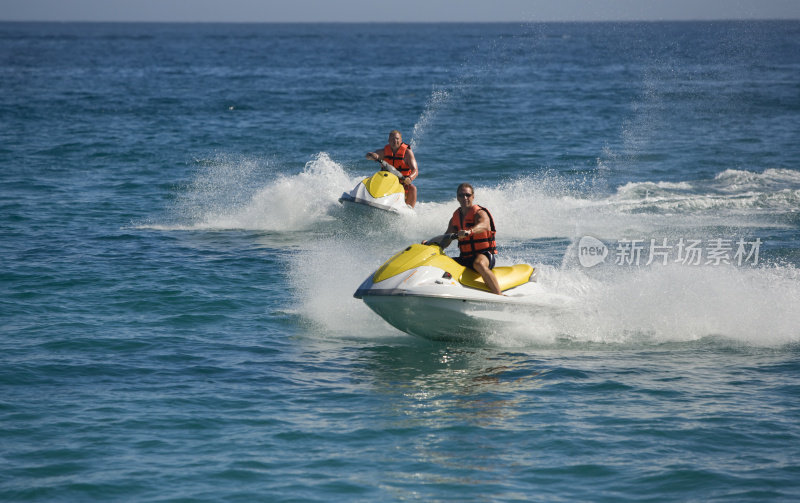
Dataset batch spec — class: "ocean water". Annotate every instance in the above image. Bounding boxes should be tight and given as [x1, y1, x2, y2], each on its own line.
[1, 21, 799, 501]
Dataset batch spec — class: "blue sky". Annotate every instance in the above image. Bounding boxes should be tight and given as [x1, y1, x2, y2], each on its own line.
[1, 0, 799, 22]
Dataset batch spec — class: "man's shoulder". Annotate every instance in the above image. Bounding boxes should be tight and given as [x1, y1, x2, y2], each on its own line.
[474, 205, 493, 217]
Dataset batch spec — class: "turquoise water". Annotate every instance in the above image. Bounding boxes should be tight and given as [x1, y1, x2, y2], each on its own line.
[2, 21, 799, 501]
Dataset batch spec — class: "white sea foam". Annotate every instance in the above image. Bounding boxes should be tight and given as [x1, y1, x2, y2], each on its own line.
[290, 232, 800, 347]
[142, 152, 358, 232]
[491, 262, 800, 347]
[286, 237, 408, 339]
[714, 168, 800, 192]
[146, 156, 799, 347]
[144, 152, 795, 237]
[409, 89, 451, 153]
[608, 174, 800, 214]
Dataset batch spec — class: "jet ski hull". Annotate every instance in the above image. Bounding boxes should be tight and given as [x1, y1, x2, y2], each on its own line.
[354, 244, 537, 341]
[339, 192, 410, 214]
[339, 170, 413, 214]
[361, 290, 534, 341]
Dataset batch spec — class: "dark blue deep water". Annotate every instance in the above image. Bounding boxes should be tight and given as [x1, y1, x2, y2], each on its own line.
[2, 21, 799, 501]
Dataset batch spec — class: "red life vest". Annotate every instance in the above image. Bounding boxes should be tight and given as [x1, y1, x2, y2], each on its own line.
[450, 205, 497, 258]
[383, 143, 413, 178]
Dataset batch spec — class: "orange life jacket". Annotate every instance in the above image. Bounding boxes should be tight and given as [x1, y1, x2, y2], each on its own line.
[383, 143, 414, 178]
[450, 205, 497, 258]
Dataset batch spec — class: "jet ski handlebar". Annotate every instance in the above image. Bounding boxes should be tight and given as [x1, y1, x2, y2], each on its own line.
[377, 160, 406, 180]
[423, 233, 458, 248]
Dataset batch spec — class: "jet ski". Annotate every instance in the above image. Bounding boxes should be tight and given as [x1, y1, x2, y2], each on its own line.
[354, 240, 538, 341]
[338, 161, 413, 214]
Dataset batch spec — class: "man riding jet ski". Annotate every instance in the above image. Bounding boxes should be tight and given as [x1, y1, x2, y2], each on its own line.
[365, 130, 418, 208]
[339, 130, 418, 214]
[353, 241, 536, 340]
[427, 182, 502, 294]
[338, 159, 413, 214]
[354, 184, 536, 340]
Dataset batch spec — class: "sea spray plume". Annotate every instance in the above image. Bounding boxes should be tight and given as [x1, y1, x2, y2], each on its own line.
[173, 153, 265, 228]
[227, 152, 354, 231]
[476, 173, 596, 241]
[287, 236, 410, 338]
[409, 23, 547, 153]
[597, 22, 765, 180]
[408, 89, 450, 152]
[457, 168, 794, 264]
[170, 152, 353, 231]
[492, 257, 800, 348]
[568, 262, 800, 347]
[596, 65, 667, 181]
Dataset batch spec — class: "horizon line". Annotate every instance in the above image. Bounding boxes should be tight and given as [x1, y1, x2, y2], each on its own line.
[1, 18, 798, 24]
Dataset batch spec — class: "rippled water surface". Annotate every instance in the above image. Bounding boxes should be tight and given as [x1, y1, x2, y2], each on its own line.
[1, 21, 799, 501]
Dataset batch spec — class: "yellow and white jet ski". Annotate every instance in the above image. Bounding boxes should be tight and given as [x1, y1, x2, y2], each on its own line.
[338, 161, 413, 214]
[354, 241, 538, 340]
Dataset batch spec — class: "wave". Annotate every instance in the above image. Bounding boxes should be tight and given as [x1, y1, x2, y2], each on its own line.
[138, 156, 795, 244]
[610, 188, 800, 214]
[137, 154, 799, 347]
[714, 168, 800, 192]
[496, 261, 800, 347]
[138, 152, 353, 232]
[609, 168, 800, 214]
[289, 233, 800, 348]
